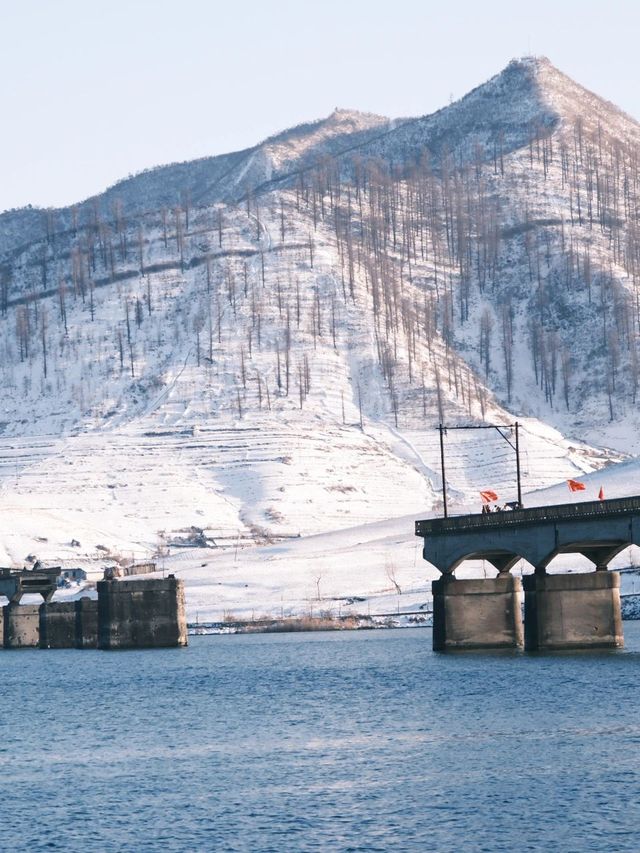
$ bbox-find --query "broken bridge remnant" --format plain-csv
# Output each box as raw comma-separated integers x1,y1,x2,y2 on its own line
0,575,187,650
0,565,61,603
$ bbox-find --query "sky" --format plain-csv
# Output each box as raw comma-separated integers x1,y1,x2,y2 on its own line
1,0,639,212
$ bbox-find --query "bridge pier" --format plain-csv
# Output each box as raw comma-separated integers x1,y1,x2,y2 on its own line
523,571,623,651
97,576,187,649
432,574,523,651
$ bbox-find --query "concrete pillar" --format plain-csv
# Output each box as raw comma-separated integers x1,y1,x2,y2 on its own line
4,604,40,648
39,602,76,648
37,599,98,649
75,598,98,648
432,574,523,651
523,571,623,651
97,576,187,649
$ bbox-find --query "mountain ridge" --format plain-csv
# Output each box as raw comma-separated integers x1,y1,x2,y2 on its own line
1,56,640,580
3,55,639,251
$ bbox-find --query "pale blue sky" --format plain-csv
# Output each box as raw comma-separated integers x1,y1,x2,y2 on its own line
1,0,638,212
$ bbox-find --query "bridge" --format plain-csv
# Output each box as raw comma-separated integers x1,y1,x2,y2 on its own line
415,496,636,652
416,495,640,575
0,566,60,603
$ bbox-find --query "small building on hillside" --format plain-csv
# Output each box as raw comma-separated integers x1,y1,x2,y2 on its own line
57,567,87,587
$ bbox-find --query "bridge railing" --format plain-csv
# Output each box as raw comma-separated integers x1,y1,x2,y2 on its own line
415,495,640,537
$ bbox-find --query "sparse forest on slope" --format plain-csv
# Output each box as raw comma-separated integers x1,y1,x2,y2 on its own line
0,57,638,569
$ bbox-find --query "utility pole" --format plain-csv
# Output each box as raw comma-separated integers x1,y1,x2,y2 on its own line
515,421,522,507
439,423,448,518
437,422,524,517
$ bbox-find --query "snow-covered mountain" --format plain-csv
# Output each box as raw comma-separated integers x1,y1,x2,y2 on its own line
0,108,391,257
2,56,640,618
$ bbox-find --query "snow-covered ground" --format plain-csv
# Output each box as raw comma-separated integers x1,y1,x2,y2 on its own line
164,450,640,624
2,57,640,621
1,411,637,622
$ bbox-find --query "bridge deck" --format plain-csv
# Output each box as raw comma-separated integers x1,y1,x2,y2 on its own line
415,496,640,537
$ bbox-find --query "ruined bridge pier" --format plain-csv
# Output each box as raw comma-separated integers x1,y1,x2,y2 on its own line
0,572,187,650
416,497,639,651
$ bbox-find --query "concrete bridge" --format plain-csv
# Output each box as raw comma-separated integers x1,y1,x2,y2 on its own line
0,565,60,603
415,496,638,652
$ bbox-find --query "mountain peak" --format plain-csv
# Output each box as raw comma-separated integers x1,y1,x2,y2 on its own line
327,107,376,120
510,54,554,71
476,55,560,105
497,55,640,137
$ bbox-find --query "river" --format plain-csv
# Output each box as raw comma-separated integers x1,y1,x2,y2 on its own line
1,625,640,852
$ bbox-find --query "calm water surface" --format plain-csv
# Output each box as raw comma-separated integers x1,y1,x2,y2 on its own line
1,625,640,852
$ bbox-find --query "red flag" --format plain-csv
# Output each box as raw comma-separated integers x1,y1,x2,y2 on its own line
480,490,499,503
567,479,586,492
598,486,605,501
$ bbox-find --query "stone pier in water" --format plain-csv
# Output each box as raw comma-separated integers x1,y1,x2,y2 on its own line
0,576,187,650
432,575,523,651
97,576,187,649
523,571,623,651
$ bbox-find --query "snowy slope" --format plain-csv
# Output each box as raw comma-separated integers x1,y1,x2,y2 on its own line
1,57,640,619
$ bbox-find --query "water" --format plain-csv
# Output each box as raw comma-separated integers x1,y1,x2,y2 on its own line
2,626,640,853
